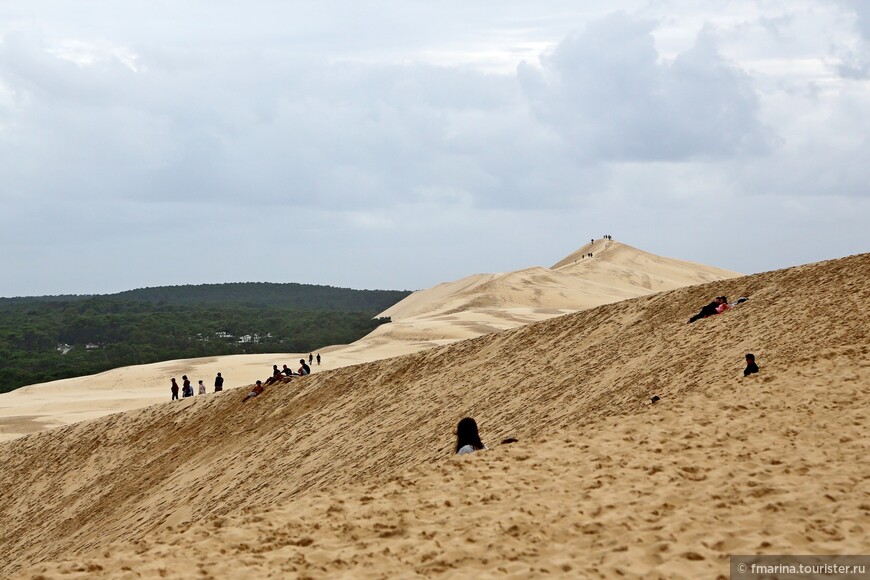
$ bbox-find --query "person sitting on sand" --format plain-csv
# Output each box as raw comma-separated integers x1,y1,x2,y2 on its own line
264,372,285,385
744,353,759,376
198,380,206,395
687,297,724,323
297,359,311,376
455,417,486,455
272,365,282,377
282,364,294,376
242,380,265,402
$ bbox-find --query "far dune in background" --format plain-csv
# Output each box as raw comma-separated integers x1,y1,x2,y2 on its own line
0,239,739,441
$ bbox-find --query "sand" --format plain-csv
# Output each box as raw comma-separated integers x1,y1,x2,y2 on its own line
0,240,738,442
0,250,867,578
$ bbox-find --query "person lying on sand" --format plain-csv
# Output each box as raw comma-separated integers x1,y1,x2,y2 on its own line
687,296,725,323
455,417,486,455
242,381,265,402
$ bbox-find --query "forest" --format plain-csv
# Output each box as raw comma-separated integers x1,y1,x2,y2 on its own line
0,283,410,393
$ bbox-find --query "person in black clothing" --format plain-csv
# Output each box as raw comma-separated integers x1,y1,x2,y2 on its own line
308,353,313,365
744,353,759,376
182,375,193,398
316,353,321,366
214,372,224,392
272,365,281,377
171,378,180,400
282,364,294,376
687,297,723,323
298,359,311,376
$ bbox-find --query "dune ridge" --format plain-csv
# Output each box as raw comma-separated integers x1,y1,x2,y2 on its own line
1,251,867,577
0,240,739,441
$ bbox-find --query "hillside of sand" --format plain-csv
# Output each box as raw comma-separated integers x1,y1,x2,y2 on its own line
371,239,738,341
0,240,739,442
1,251,867,578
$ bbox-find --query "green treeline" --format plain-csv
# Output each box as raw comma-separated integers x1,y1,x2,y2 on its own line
0,283,410,393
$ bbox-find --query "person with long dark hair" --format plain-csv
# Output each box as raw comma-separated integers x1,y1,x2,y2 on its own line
455,417,485,455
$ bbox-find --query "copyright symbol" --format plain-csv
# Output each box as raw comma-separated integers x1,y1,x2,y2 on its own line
738,563,747,573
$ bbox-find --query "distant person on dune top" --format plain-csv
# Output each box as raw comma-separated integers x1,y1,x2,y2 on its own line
171,378,179,400
198,380,206,395
455,417,485,455
309,353,314,365
214,372,224,392
182,375,193,398
316,353,321,366
744,353,759,376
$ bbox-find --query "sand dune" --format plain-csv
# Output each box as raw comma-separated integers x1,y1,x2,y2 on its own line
1,251,867,578
0,240,738,441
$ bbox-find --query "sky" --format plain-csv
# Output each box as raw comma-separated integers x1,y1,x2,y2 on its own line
0,0,868,296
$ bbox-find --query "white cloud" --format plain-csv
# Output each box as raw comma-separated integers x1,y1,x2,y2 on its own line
519,13,772,162
0,2,867,296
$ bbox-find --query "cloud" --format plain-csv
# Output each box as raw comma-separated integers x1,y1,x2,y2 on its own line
833,1,870,78
0,31,602,214
518,12,772,161
0,2,868,297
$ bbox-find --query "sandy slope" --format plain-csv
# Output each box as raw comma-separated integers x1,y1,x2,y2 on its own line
0,251,867,578
0,240,738,441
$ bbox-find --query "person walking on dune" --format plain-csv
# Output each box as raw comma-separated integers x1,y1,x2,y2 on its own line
316,353,321,366
214,372,224,392
171,378,179,401
309,353,313,365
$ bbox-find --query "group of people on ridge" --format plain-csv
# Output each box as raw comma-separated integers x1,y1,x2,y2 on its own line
170,372,224,400
170,353,324,401
243,357,318,402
